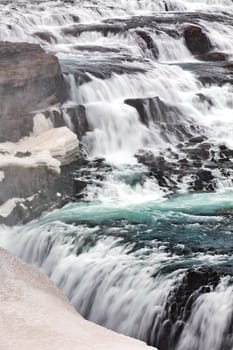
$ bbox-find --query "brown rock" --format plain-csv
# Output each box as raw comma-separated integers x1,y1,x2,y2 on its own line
0,42,67,142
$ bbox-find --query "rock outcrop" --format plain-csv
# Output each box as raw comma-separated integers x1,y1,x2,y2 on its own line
124,96,201,141
0,127,80,225
0,42,86,225
0,42,67,142
149,267,221,350
0,248,154,350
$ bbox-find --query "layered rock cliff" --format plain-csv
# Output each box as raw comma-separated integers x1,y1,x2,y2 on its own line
0,42,81,225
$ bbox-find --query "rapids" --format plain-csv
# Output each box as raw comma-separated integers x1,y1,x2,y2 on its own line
1,0,233,349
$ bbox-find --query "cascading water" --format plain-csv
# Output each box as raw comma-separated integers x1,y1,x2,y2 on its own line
1,0,233,349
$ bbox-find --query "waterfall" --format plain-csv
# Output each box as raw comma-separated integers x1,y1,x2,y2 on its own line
1,0,233,349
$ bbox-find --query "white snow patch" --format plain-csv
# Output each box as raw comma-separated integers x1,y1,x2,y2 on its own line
0,248,155,350
0,198,22,218
33,113,53,136
0,127,79,173
0,195,36,218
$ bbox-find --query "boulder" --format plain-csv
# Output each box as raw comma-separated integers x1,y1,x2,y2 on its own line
183,25,212,55
197,51,228,62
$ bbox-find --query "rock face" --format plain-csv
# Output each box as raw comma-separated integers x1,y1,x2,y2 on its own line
149,267,221,350
0,127,81,225
0,42,67,142
0,42,89,225
124,96,200,142
0,248,154,350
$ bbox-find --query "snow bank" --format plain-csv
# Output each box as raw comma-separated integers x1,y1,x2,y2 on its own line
0,248,155,350
0,126,79,174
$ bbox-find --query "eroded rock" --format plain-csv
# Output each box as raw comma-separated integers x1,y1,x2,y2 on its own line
0,42,67,142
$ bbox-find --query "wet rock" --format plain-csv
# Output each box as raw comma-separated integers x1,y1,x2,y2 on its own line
15,151,31,158
197,51,229,62
188,135,207,144
71,14,80,23
125,96,195,142
195,93,214,108
192,169,214,191
74,44,120,54
178,61,233,86
33,31,57,43
157,319,172,350
183,25,212,55
62,23,125,37
185,143,210,161
149,267,221,350
64,105,89,139
219,144,233,159
61,57,146,85
135,30,159,58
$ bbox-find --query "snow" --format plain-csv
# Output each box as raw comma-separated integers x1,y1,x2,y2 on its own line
0,198,22,218
0,195,35,218
0,126,79,173
33,112,53,135
0,248,155,350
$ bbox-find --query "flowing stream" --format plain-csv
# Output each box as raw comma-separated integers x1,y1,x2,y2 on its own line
1,1,233,349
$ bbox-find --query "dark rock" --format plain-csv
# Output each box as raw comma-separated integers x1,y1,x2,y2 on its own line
197,51,228,62
74,44,120,53
125,96,194,142
178,61,233,86
183,25,212,55
61,57,146,86
71,15,80,23
135,30,159,58
195,93,214,108
64,104,90,139
157,319,172,350
15,151,31,158
33,31,57,43
189,135,207,144
219,144,233,159
148,267,221,350
62,23,125,37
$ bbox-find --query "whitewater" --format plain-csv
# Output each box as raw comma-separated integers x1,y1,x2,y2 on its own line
1,0,233,349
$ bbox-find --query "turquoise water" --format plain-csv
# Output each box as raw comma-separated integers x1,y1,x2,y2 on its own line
1,171,233,350
31,189,233,274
